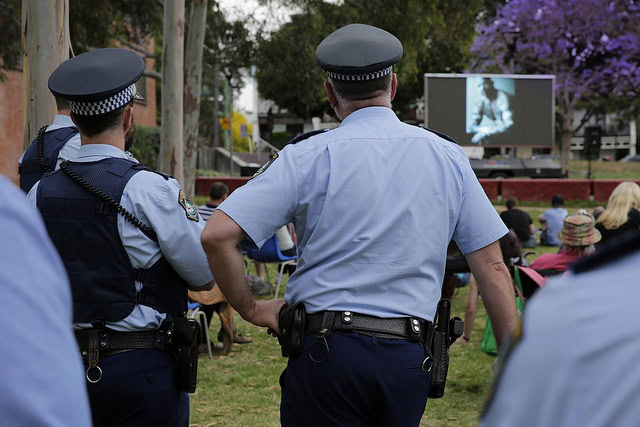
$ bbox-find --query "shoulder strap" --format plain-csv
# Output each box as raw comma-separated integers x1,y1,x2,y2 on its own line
289,129,329,145
415,125,459,145
36,125,50,171
59,161,158,242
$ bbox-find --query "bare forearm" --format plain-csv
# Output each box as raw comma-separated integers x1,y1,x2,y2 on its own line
466,242,518,349
205,241,256,321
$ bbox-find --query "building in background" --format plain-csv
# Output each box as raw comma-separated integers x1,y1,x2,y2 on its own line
0,40,157,183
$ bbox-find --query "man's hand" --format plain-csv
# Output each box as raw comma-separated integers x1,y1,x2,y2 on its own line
247,298,286,333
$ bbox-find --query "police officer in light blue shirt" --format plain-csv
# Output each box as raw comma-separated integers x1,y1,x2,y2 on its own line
18,97,81,193
202,23,517,426
28,48,213,427
482,232,640,427
0,175,91,427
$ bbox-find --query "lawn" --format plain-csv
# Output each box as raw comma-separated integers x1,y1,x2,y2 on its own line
189,281,498,426
189,193,591,426
189,219,568,427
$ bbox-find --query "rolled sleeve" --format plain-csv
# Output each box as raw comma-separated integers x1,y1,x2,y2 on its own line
217,147,298,249
453,159,507,254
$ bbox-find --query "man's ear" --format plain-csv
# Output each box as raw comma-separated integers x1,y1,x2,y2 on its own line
324,81,338,109
70,112,78,127
390,73,397,101
122,105,133,133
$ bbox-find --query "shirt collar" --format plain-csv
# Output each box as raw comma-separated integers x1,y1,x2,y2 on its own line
339,106,399,128
46,114,75,131
76,144,128,162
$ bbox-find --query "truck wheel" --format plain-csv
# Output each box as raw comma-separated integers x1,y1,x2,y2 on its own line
489,172,510,179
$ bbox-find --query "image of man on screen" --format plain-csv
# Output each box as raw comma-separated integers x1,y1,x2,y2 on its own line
468,78,513,145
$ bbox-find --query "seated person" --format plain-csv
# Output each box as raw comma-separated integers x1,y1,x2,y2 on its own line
195,182,252,352
595,181,640,247
531,210,601,274
538,195,567,247
500,197,537,248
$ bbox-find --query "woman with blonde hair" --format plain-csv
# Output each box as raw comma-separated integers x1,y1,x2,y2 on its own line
595,181,640,245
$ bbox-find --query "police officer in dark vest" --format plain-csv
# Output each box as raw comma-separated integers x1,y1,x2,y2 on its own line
27,48,214,427
201,24,517,426
19,96,80,193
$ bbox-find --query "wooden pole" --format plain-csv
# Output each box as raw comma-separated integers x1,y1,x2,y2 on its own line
183,0,208,199
21,0,69,150
160,0,185,185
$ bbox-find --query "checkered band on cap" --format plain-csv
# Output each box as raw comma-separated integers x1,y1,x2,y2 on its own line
327,65,392,82
69,84,137,116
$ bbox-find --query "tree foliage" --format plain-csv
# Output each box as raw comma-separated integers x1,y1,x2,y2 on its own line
472,0,640,126
255,0,491,120
0,0,21,80
471,0,640,171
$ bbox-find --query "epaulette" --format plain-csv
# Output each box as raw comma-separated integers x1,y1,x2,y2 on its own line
133,163,171,180
289,129,329,145
415,125,459,145
571,231,640,274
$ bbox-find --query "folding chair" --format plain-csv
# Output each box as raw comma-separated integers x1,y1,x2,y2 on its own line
187,302,211,358
245,234,297,299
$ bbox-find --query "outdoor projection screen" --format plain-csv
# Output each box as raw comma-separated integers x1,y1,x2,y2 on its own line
424,74,555,147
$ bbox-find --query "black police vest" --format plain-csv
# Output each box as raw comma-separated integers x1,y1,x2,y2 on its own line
36,157,188,323
19,126,79,193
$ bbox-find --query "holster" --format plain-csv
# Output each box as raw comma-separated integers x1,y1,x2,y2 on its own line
277,302,306,358
169,317,201,393
428,299,463,398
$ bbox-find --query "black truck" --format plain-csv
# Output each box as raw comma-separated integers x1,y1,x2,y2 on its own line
469,157,563,179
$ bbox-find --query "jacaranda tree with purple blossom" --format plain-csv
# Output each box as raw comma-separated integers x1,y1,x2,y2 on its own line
471,0,640,173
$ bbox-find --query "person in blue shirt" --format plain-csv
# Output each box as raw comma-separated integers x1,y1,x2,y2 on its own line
28,48,214,427
0,175,91,427
202,23,517,426
539,194,568,246
18,96,81,193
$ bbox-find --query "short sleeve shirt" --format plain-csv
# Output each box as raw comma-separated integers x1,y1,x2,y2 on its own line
482,248,640,427
542,207,568,246
28,144,213,331
219,107,507,321
0,176,92,426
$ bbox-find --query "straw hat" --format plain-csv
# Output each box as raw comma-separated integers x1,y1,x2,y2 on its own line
558,209,601,247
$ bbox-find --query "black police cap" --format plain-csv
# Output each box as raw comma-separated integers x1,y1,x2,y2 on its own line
48,48,144,116
316,24,403,82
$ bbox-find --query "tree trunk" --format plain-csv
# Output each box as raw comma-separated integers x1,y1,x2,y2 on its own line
160,0,185,185
21,0,69,150
560,111,573,177
183,0,208,199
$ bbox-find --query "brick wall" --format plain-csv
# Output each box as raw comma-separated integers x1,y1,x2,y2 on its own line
0,70,25,183
0,40,157,184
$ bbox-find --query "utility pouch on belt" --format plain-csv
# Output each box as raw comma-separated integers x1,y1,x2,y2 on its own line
429,299,464,399
277,302,306,358
169,317,201,393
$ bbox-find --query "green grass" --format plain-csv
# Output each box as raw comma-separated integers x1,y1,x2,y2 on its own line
189,205,577,425
568,159,640,180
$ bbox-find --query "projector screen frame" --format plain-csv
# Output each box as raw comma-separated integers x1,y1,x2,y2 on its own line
424,73,556,148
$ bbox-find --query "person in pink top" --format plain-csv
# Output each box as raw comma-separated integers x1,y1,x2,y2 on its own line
531,210,601,273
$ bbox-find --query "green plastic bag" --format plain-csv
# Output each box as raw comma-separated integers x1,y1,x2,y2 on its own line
480,270,525,356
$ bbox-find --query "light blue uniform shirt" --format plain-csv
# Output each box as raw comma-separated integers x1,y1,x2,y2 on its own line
28,144,213,331
18,114,82,170
0,176,91,426
219,107,506,321
482,248,640,427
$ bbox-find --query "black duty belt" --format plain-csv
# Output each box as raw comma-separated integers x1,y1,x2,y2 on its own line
305,311,431,341
75,328,169,355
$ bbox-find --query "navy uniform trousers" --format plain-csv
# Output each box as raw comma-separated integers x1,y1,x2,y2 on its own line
280,331,431,427
86,349,188,427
